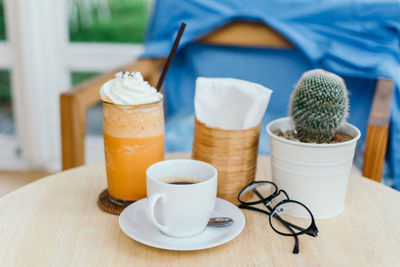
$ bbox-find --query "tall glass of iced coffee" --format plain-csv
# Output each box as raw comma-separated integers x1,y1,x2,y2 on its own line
100,72,164,205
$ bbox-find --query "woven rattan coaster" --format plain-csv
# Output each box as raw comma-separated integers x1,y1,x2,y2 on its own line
97,189,125,215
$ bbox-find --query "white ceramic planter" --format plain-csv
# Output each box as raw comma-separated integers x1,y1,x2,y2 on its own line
266,117,361,219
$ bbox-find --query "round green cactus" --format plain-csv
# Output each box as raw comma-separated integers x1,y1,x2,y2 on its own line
289,69,349,143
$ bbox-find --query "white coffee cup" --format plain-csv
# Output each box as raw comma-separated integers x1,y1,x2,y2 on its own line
146,159,217,238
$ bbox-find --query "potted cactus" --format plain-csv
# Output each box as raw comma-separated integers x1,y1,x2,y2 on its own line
266,69,361,219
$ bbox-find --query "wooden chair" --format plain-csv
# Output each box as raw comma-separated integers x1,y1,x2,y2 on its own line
60,21,394,182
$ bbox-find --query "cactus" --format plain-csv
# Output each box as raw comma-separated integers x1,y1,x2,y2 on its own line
289,69,349,143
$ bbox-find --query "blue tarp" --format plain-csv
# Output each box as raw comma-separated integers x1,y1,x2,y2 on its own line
141,0,400,188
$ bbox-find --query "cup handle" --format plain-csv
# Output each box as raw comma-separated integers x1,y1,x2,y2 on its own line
145,193,168,233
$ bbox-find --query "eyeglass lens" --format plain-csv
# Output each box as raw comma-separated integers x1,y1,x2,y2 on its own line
270,201,313,235
238,182,276,204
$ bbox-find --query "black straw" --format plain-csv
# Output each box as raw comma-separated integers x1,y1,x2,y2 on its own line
156,22,186,91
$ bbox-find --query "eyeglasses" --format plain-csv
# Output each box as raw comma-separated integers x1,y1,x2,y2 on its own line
238,181,319,254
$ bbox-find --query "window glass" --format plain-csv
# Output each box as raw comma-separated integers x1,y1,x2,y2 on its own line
71,71,99,86
0,0,6,40
68,0,150,43
0,70,13,135
71,71,102,136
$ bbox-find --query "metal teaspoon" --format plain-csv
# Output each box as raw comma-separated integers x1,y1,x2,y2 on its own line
207,217,233,227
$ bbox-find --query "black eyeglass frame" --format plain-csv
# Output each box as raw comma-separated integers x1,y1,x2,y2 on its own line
237,180,319,253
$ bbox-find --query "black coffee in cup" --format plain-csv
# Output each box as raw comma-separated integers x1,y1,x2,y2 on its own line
160,177,201,185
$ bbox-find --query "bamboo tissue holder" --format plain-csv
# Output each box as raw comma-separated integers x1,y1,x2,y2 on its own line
192,118,261,204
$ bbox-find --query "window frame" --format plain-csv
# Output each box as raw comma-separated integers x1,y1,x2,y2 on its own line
2,0,145,170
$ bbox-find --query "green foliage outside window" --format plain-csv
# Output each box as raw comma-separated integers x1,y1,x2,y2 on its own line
71,71,100,86
0,0,6,40
69,0,150,43
0,70,11,104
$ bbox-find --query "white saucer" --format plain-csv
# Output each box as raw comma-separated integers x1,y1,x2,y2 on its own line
119,198,245,251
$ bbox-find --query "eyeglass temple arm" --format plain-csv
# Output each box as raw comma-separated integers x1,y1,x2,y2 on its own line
239,205,299,254
239,204,303,231
261,199,300,253
274,214,300,254
238,204,271,215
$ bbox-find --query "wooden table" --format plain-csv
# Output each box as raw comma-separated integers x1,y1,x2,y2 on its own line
1,154,400,266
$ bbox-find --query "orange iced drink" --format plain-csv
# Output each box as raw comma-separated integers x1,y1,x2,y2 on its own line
101,72,164,205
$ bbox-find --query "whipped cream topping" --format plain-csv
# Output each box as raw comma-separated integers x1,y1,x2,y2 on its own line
100,72,163,105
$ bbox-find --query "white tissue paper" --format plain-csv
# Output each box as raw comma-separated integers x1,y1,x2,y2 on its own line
195,77,273,130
